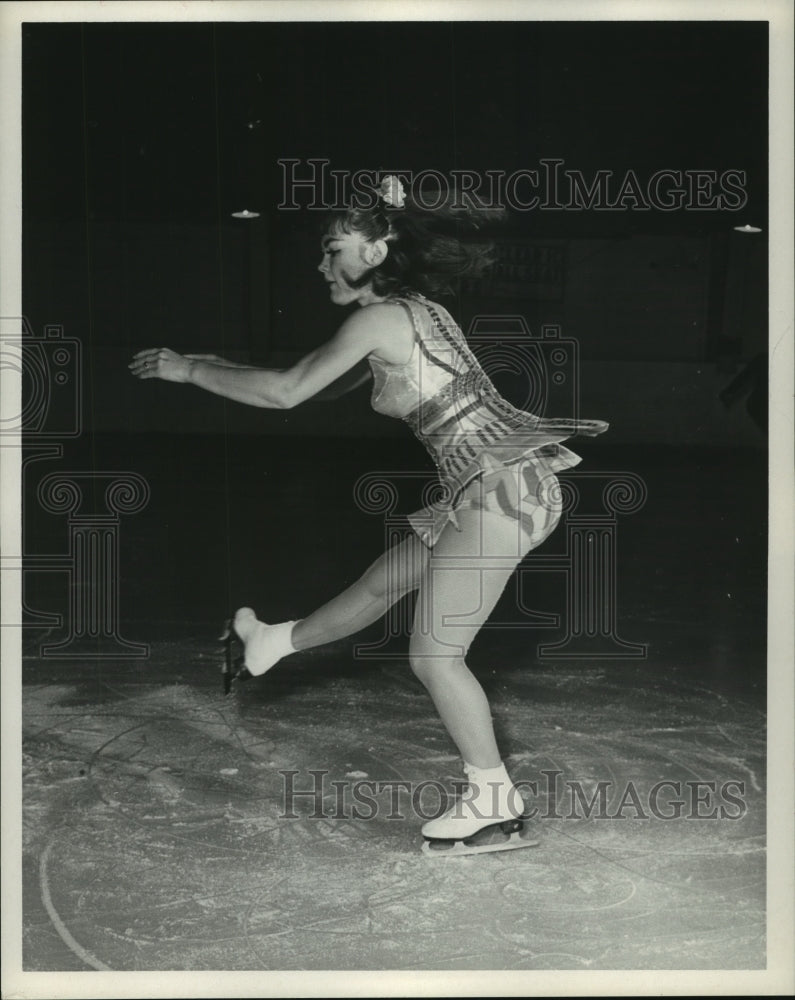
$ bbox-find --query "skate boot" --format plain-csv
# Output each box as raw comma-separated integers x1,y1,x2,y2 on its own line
421,762,539,858
220,609,297,694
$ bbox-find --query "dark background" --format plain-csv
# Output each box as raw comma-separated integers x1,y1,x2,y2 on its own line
22,20,768,438
20,20,767,670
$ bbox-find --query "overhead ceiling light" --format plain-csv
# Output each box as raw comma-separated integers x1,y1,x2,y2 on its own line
231,209,260,219
733,224,762,233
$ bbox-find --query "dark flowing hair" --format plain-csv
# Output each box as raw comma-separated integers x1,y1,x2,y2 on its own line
323,181,507,298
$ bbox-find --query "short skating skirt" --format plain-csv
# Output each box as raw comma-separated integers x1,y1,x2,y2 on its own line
407,444,577,549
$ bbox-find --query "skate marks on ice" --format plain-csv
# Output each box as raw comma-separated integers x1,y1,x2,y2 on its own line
22,679,376,972
494,666,765,968
21,656,765,970
21,677,525,971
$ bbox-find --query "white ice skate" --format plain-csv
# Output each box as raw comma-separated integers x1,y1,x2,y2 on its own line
219,608,297,694
421,762,539,858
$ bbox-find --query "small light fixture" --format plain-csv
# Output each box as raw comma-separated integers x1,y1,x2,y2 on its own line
733,224,762,233
231,209,260,219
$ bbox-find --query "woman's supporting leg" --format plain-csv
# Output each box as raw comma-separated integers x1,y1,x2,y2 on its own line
408,508,536,768
408,506,553,837
289,532,428,650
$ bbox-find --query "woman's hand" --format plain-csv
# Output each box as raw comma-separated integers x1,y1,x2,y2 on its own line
129,348,194,383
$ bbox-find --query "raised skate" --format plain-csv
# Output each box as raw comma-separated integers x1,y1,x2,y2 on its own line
220,608,298,693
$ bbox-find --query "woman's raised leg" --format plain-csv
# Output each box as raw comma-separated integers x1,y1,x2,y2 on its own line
292,531,428,648
233,532,428,674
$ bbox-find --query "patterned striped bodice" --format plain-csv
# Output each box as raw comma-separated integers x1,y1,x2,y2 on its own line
368,293,608,503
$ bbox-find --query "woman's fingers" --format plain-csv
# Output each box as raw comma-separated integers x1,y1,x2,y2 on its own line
128,347,191,383
129,348,166,378
129,358,158,378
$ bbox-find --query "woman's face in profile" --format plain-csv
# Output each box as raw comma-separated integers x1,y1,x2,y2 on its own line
317,226,384,307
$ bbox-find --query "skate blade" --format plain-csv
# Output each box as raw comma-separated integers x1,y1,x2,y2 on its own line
220,619,252,694
421,828,539,859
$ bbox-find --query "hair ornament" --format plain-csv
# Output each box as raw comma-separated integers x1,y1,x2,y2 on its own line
379,175,406,209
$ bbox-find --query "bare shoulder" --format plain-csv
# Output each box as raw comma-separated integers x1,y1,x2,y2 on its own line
345,300,415,366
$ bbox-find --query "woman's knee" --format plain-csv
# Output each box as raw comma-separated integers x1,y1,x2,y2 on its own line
408,645,467,685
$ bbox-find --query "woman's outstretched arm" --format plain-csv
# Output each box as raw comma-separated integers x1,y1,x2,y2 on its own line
180,354,372,400
182,353,259,369
129,304,402,409
306,361,372,401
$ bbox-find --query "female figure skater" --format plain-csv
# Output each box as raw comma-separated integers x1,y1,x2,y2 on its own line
130,176,608,854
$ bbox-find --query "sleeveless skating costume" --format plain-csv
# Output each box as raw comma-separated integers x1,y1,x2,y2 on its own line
367,293,609,548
